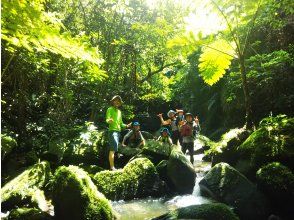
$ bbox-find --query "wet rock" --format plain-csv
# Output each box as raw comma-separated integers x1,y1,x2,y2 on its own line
256,162,294,218
1,161,51,212
167,150,196,194
52,165,116,220
93,158,161,200
199,163,269,220
151,203,239,220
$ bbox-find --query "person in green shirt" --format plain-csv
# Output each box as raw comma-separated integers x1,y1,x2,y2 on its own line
106,95,131,170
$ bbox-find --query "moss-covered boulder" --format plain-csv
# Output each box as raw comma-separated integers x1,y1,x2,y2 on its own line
152,203,239,220
199,163,269,220
131,140,173,166
1,161,51,212
1,133,17,161
167,150,196,194
62,128,108,167
93,158,162,200
203,128,251,166
52,165,116,220
256,162,294,218
156,160,169,182
238,115,294,175
7,207,53,220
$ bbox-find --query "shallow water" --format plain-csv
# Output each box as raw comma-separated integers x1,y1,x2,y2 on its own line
112,142,213,220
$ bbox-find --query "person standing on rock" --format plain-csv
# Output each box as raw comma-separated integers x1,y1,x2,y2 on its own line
180,113,201,164
106,95,131,170
157,110,180,145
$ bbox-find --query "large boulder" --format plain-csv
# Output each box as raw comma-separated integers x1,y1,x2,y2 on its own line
256,162,294,218
199,163,269,220
152,203,239,220
238,115,294,176
93,158,162,200
62,129,109,166
7,207,53,220
52,165,116,220
167,150,196,194
1,133,17,161
1,161,51,212
132,140,173,166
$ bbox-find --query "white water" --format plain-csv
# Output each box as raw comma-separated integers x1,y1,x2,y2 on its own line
112,140,213,220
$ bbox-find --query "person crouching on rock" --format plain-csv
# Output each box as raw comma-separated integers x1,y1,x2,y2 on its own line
157,127,173,145
122,121,146,148
180,113,201,164
106,95,131,170
157,110,180,145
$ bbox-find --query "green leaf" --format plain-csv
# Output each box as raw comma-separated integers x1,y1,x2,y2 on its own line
198,39,235,85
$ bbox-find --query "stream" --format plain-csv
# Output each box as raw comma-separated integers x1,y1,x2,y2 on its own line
112,140,213,220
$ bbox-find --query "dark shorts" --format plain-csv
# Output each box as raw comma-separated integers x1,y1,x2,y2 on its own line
108,131,120,152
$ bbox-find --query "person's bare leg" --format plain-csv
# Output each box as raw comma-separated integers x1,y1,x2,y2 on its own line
109,150,115,170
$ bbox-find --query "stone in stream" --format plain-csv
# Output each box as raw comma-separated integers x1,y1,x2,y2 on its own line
52,165,116,220
167,149,196,194
256,162,294,218
7,207,53,220
199,162,270,220
131,140,173,166
93,158,164,200
151,203,239,220
1,161,51,212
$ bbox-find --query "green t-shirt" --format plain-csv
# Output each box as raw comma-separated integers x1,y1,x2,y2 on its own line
106,106,126,131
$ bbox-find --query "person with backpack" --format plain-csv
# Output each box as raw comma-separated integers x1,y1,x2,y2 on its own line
106,95,131,170
157,110,180,145
180,113,201,164
122,121,145,148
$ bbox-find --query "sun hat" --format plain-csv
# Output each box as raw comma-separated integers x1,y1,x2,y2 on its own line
167,110,176,118
110,95,123,103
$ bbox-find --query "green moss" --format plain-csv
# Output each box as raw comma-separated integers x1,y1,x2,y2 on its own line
239,115,294,169
256,162,294,200
153,203,239,220
1,161,51,211
1,134,17,161
8,207,53,220
93,158,159,200
52,165,115,220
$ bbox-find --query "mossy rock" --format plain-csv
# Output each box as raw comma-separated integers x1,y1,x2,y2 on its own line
1,161,51,212
79,164,105,175
203,128,251,166
151,203,239,220
256,162,294,218
167,149,196,194
238,115,294,174
199,163,269,220
52,165,116,220
8,207,53,220
93,158,161,200
1,134,17,161
156,160,169,183
131,140,172,166
62,129,108,166
141,131,155,140
118,146,141,158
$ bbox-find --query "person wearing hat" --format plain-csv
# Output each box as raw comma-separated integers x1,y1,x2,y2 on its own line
157,127,173,145
122,121,145,148
106,95,131,170
180,113,201,164
157,109,180,145
176,109,185,146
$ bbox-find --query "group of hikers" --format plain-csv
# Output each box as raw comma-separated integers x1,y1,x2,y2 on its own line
106,95,200,170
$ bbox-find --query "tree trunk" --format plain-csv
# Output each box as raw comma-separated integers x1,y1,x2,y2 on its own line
239,55,253,129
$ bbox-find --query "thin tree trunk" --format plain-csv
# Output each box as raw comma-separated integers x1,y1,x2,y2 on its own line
239,54,253,129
